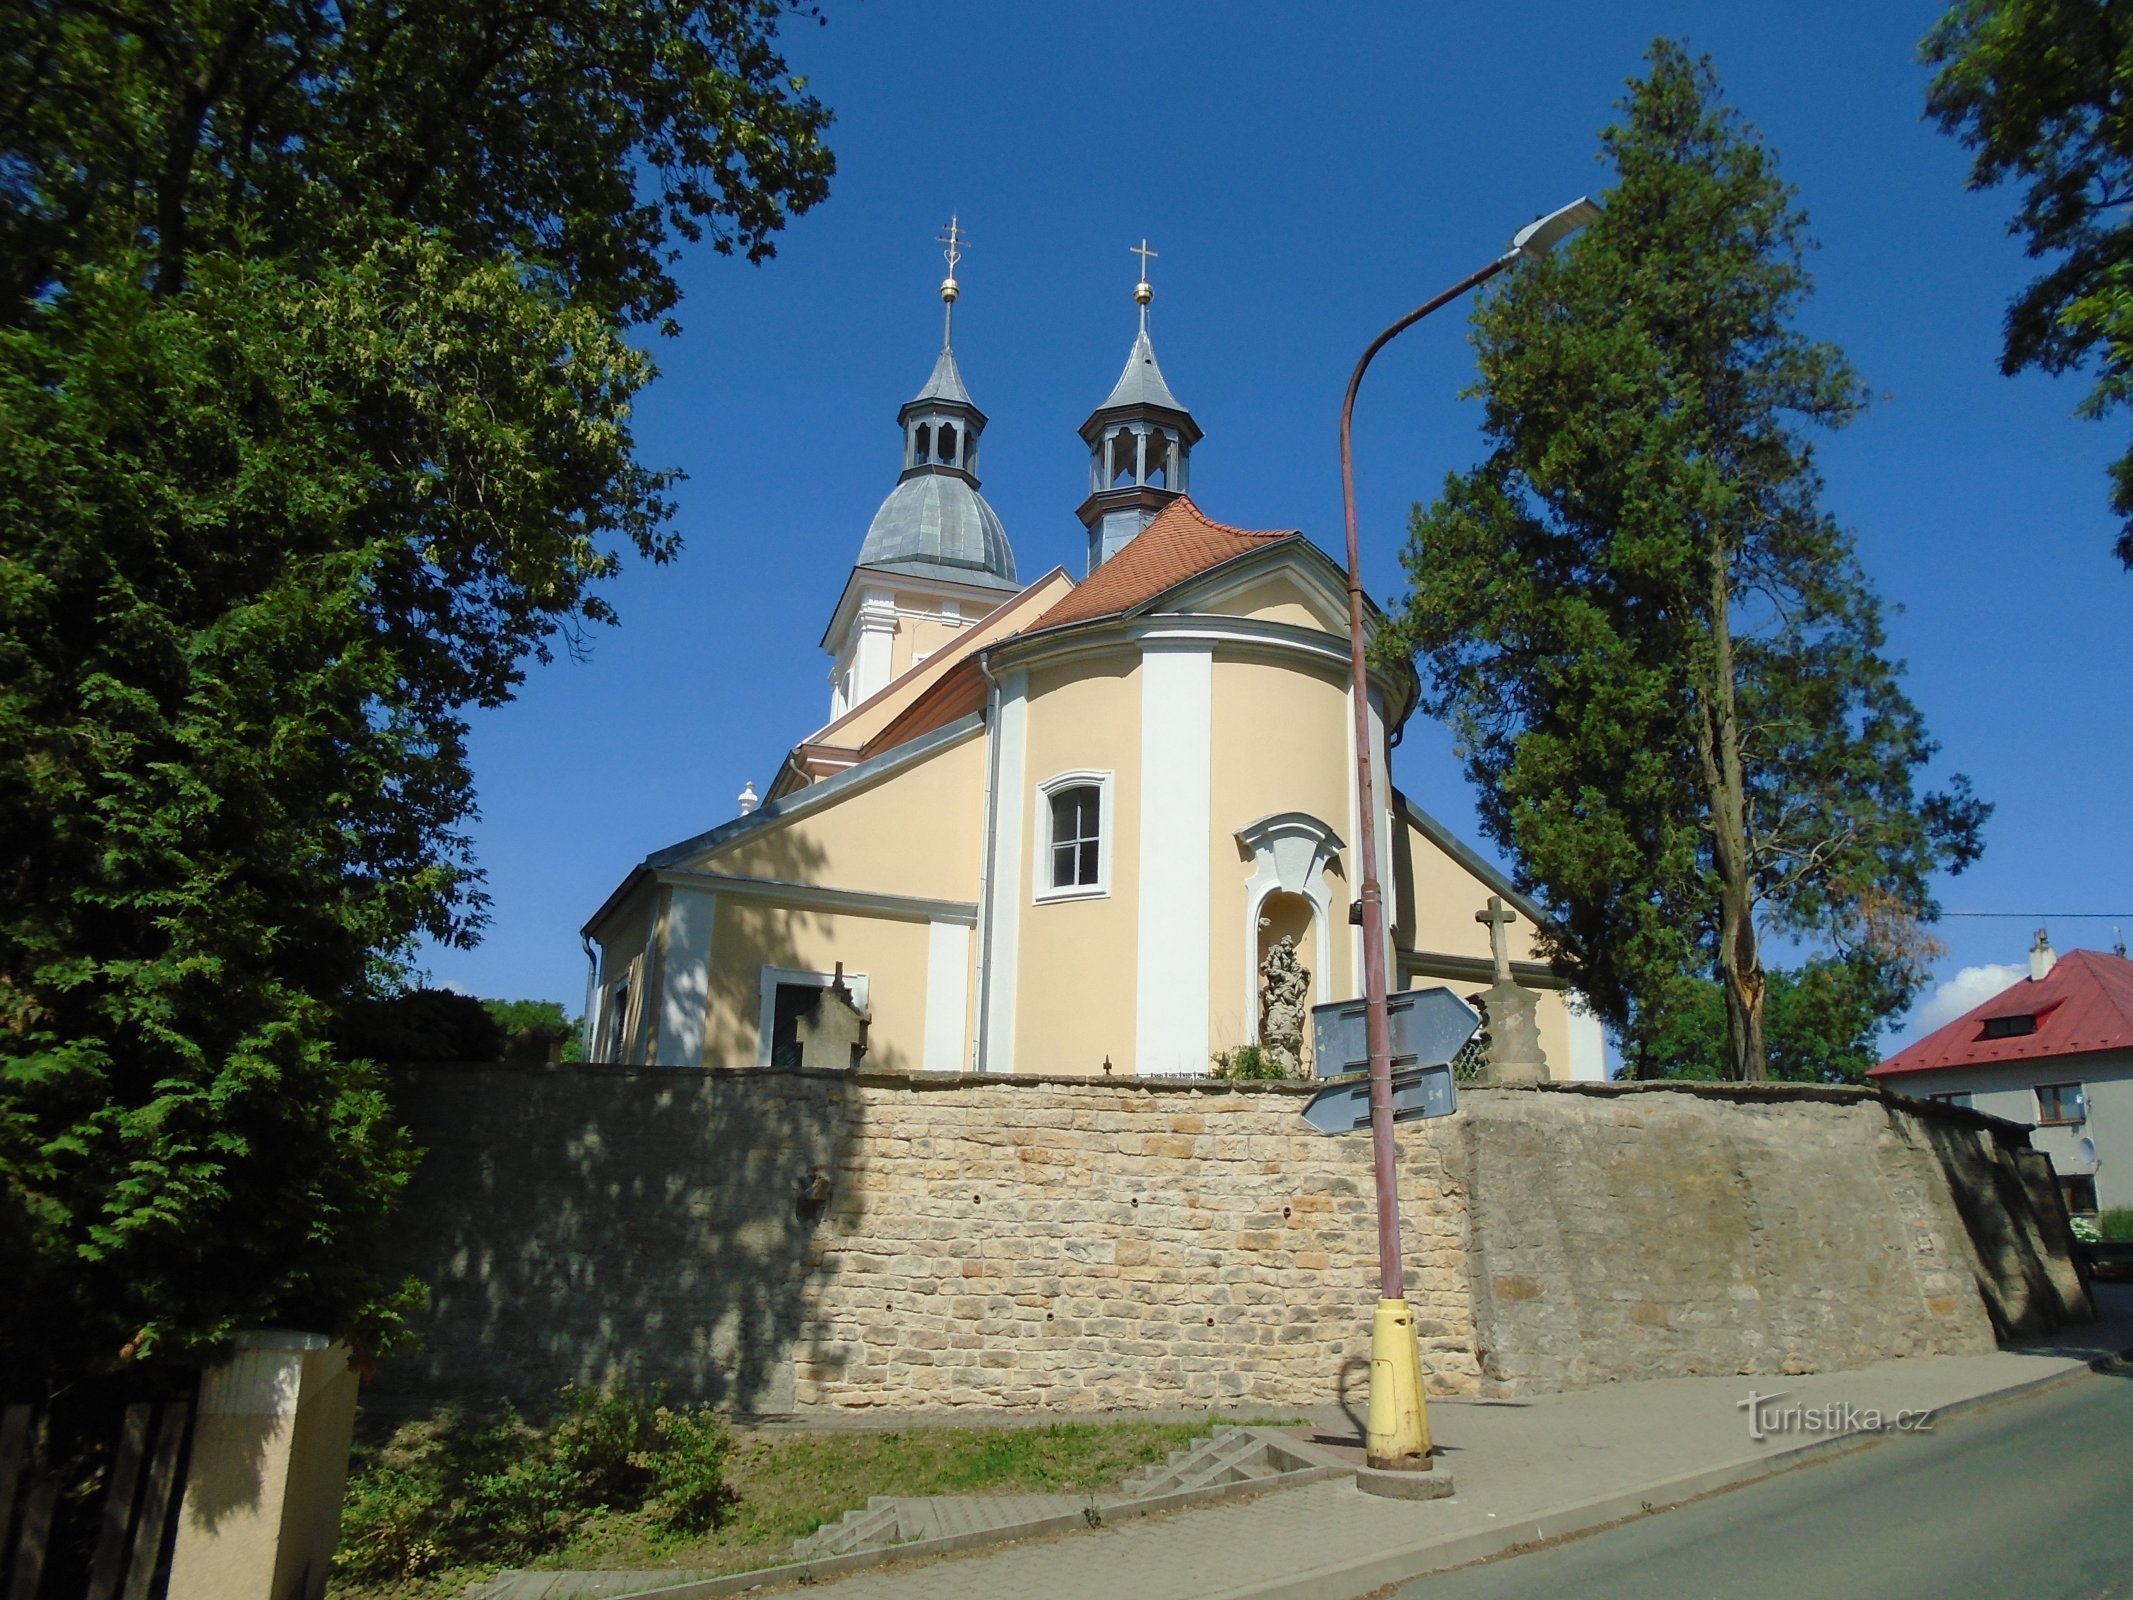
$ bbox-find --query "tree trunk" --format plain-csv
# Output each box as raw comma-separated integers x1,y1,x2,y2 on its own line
1692,545,1769,1081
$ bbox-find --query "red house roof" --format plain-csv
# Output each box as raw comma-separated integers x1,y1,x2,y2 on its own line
1870,948,2133,1077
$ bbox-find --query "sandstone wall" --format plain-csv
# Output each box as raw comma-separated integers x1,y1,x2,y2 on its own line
1460,1087,2013,1393
375,1069,2087,1415
378,1066,1472,1414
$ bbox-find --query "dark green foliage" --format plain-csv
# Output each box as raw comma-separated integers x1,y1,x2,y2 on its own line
1626,959,1903,1083
1389,42,1986,1079
342,990,508,1065
484,997,585,1064
335,1385,736,1584
1924,0,2133,564
0,0,832,1391
2099,1206,2133,1241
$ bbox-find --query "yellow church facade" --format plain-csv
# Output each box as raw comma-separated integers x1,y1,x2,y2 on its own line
581,267,1604,1082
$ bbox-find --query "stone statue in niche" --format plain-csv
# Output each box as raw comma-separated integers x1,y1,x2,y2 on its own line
1258,935,1311,1076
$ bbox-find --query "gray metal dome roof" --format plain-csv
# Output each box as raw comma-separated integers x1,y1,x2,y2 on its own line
858,472,1017,583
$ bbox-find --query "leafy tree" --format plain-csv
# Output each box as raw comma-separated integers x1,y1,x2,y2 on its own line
0,0,832,1394
482,998,585,1063
1627,957,1907,1084
1925,0,2133,565
1388,42,1987,1082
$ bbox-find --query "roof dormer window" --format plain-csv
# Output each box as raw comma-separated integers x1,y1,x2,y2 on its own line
1981,1013,2037,1039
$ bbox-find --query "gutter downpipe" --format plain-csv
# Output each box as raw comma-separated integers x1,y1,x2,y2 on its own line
579,933,600,1061
973,648,1002,1075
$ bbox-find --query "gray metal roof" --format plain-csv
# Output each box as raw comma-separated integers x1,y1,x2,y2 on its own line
910,345,974,408
1098,328,1190,416
857,473,1017,582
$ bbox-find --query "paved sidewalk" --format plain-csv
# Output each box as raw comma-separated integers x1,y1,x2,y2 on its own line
523,1285,2133,1600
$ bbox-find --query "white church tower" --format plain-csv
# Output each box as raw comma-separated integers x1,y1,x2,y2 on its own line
820,219,1020,722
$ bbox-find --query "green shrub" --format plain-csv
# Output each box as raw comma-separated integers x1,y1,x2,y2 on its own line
2100,1207,2133,1243
333,1385,734,1585
650,1406,737,1530
1210,1045,1292,1081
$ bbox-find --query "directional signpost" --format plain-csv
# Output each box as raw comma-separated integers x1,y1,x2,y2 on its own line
1301,987,1477,1133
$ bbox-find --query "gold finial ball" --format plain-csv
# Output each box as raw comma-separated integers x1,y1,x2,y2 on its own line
940,276,959,303
1134,279,1153,306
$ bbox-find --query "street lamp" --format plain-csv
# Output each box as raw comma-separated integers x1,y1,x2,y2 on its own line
1339,195,1600,1472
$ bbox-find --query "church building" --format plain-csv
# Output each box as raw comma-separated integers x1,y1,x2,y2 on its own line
580,241,1605,1081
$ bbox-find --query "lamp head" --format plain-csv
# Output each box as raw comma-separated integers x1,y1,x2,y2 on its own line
1507,196,1603,261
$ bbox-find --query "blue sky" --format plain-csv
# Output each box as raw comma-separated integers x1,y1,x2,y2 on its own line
422,1,2133,1055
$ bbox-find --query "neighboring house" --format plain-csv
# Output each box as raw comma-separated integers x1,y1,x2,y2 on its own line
1872,936,2133,1218
580,272,1607,1081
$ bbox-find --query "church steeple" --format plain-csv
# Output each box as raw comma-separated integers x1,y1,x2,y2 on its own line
1076,240,1203,573
853,216,1015,583
828,220,1017,724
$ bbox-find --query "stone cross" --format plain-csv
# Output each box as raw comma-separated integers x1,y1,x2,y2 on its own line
1475,895,1518,985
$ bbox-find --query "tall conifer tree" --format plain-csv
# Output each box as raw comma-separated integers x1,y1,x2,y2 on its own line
1390,42,1987,1080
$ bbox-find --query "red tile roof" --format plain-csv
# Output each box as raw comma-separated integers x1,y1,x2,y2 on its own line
1026,497,1298,631
853,499,1304,761
1871,948,2133,1076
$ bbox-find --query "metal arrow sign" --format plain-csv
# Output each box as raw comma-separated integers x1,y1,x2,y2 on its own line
1309,987,1479,1080
1301,986,1477,1133
1300,1063,1459,1133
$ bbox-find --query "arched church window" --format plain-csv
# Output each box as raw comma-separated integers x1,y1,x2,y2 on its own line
1109,427,1136,487
937,424,958,466
1147,431,1173,488
913,423,932,466
1036,771,1111,900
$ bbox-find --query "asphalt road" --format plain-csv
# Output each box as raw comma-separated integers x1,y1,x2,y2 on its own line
1395,1366,2133,1600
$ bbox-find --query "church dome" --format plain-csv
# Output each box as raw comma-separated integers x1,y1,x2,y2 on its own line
858,471,1018,583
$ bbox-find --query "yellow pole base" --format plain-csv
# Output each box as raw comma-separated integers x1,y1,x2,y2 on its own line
1365,1297,1433,1469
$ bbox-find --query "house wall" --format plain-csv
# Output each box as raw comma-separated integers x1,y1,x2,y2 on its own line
698,729,988,902
1391,815,1576,1076
1014,654,1144,1075
1884,1049,2133,1212
1206,572,1334,631
699,898,944,1074
1206,652,1356,1052
373,1074,2084,1416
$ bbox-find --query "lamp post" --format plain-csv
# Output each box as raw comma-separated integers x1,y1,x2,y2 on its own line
1340,196,1601,1471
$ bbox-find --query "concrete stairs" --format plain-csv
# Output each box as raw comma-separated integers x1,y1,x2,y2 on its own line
792,1492,1093,1559
1111,1425,1313,1500
789,1426,1332,1562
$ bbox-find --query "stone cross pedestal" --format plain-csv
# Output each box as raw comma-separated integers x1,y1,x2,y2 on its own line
1474,895,1548,1084
795,963,871,1070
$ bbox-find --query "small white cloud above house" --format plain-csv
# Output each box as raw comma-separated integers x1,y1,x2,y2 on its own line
1902,961,2027,1043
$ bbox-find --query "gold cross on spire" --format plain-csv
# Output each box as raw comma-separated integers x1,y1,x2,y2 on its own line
1130,238,1157,330
936,213,966,345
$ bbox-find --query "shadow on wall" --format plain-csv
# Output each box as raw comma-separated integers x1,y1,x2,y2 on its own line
1913,1113,2094,1339
376,1063,859,1415
696,826,913,1074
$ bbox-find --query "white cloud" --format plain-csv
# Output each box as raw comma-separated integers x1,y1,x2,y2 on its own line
1903,962,2027,1040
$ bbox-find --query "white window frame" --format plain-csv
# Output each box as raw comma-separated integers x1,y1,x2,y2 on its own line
755,965,871,1068
1034,769,1113,903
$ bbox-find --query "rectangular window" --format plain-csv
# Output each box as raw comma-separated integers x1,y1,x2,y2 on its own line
1050,786,1099,888
1929,1091,1973,1110
2060,1175,2098,1216
596,978,630,1061
2036,1082,2086,1125
1982,1014,2037,1039
769,983,818,1069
